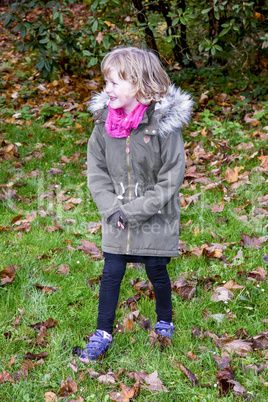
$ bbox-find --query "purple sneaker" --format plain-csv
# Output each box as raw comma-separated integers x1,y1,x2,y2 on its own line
154,321,175,339
79,330,113,362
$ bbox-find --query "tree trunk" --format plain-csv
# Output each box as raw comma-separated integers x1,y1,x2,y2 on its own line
158,0,195,67
132,0,158,52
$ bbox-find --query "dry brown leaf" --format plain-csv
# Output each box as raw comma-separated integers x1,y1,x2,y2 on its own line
211,287,234,302
98,374,116,384
24,352,49,360
172,278,196,301
78,240,102,259
240,233,262,249
223,279,244,290
8,356,15,367
222,340,252,357
259,375,268,388
110,381,140,401
34,283,60,293
216,366,234,396
248,266,267,282
187,351,198,361
171,361,199,386
59,377,78,397
47,167,64,175
57,264,70,275
144,370,168,392
0,265,16,285
212,355,232,370
123,317,135,331
149,330,172,349
68,359,78,373
224,166,244,183
208,202,224,213
87,221,102,233
252,330,268,350
231,380,247,396
45,391,58,401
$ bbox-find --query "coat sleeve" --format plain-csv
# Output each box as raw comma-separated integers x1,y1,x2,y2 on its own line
120,130,185,227
87,125,122,220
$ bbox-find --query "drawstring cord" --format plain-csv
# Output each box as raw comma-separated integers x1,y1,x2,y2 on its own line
117,182,125,200
135,183,139,198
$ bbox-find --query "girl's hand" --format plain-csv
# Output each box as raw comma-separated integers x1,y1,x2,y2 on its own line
117,220,125,229
108,210,127,229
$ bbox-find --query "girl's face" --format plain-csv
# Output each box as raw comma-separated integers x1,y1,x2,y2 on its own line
105,69,139,114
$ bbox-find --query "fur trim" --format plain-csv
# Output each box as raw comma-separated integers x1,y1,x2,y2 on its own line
90,90,109,113
155,84,194,136
90,85,194,136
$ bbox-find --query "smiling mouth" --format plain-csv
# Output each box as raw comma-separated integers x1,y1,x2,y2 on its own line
109,97,117,101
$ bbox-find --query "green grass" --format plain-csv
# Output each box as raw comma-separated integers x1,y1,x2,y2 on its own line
0,113,268,401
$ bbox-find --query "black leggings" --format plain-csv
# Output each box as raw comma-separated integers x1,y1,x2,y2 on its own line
97,252,172,334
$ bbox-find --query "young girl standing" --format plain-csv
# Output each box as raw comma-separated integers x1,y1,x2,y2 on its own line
80,47,193,362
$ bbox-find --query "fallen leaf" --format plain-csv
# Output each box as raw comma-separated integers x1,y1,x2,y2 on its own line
87,221,102,233
212,355,232,370
144,370,168,392
171,361,199,386
222,340,252,357
47,167,64,175
216,366,235,396
24,352,49,360
208,202,224,213
223,279,244,290
123,317,135,331
68,359,78,373
187,351,198,361
57,264,70,275
45,392,58,402
172,278,196,301
0,370,14,384
34,284,60,293
231,380,247,396
59,377,78,397
21,359,44,370
248,266,267,282
240,232,262,249
29,318,58,331
252,330,268,350
98,374,116,384
0,265,16,285
127,370,147,382
211,287,234,302
149,330,172,349
263,254,268,264
8,356,15,367
259,375,268,388
234,328,251,340
224,166,244,183
77,240,102,258
243,363,268,374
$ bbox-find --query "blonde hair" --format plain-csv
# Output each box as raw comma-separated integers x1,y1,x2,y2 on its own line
101,47,170,105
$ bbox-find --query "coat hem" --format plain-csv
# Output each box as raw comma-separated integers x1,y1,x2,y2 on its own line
102,245,179,257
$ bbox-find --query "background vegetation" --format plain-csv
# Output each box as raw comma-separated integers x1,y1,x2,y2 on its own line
0,0,268,400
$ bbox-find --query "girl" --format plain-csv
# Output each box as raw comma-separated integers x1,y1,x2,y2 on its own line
80,47,193,362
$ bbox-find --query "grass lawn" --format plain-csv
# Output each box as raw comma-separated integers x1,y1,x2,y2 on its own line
1,100,268,401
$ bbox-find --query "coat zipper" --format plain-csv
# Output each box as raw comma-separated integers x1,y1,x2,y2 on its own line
126,134,132,255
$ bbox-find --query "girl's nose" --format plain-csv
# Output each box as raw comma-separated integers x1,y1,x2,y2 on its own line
105,82,112,93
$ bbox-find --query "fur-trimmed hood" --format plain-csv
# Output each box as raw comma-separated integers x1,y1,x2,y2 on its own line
89,85,194,137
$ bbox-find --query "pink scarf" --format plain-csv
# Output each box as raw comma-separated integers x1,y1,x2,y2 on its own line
105,103,149,138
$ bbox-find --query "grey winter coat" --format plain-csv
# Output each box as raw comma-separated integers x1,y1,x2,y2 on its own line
87,85,193,257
